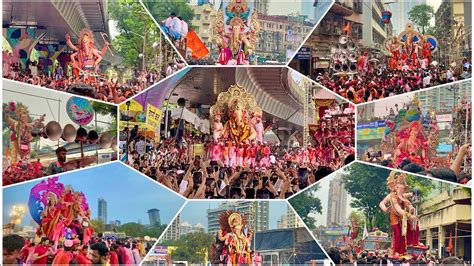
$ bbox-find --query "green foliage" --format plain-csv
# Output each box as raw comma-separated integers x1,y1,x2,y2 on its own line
143,0,195,25
341,163,390,231
288,184,322,229
108,0,160,70
408,4,435,34
164,232,214,264
406,174,434,200
118,222,167,237
91,219,105,233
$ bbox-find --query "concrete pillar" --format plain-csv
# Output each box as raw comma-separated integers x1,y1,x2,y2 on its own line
426,228,432,249
438,225,444,257
3,27,44,68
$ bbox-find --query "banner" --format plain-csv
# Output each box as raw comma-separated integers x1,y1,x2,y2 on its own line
119,99,143,112
146,104,162,131
193,143,205,157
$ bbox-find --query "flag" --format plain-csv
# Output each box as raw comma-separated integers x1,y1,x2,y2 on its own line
447,230,453,254
343,22,351,35
363,220,369,239
186,30,209,59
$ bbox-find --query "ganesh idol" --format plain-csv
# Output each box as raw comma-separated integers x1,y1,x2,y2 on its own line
65,28,109,76
213,0,260,65
4,103,35,163
393,121,428,166
379,172,421,257
214,211,252,265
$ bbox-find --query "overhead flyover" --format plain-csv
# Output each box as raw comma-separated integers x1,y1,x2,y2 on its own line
3,0,121,67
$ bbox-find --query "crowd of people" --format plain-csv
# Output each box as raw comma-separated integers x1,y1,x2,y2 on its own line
327,245,471,266
3,233,151,265
366,143,472,185
3,147,98,186
122,122,354,199
315,60,471,103
2,52,185,104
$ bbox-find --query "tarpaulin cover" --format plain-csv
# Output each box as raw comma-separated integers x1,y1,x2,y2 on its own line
254,229,294,251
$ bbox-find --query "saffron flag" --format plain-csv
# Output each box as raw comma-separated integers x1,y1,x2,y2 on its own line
186,30,209,59
447,230,453,254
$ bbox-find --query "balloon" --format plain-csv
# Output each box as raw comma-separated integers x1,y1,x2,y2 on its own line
66,97,94,126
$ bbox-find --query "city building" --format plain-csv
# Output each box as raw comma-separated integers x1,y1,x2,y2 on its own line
190,3,217,54
390,0,426,34
254,0,269,15
278,205,305,229
277,215,289,229
326,174,348,226
256,13,314,62
207,201,269,235
435,0,472,65
179,221,206,236
287,205,305,228
418,186,471,260
417,82,471,113
147,208,161,226
162,214,180,241
98,198,107,224
361,0,393,50
289,0,364,75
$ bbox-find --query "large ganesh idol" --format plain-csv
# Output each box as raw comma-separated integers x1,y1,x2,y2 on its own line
65,28,109,77
210,84,261,143
29,177,93,245
213,0,260,65
210,210,252,265
381,97,439,167
384,23,438,70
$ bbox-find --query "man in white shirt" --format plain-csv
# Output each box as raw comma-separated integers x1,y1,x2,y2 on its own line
161,13,181,40
135,138,146,156
179,17,188,49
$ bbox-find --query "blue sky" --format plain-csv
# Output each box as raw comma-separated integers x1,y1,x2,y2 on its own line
3,162,185,226
179,201,288,231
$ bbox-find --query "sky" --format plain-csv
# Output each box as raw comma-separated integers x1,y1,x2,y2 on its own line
3,162,185,227
3,80,115,149
179,201,288,232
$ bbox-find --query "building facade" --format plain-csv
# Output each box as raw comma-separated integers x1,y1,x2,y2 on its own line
98,198,107,224
256,13,314,62
162,214,180,241
147,208,161,226
207,201,269,235
361,0,393,50
190,3,217,53
418,186,471,260
435,0,472,65
417,82,472,113
326,175,348,226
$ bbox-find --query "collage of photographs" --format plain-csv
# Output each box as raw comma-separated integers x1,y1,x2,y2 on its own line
1,0,472,265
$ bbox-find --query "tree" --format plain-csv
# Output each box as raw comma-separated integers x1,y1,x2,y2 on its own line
144,0,195,25
118,222,146,237
108,0,160,70
341,163,390,231
91,219,105,233
168,232,214,264
288,184,322,229
408,4,435,34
